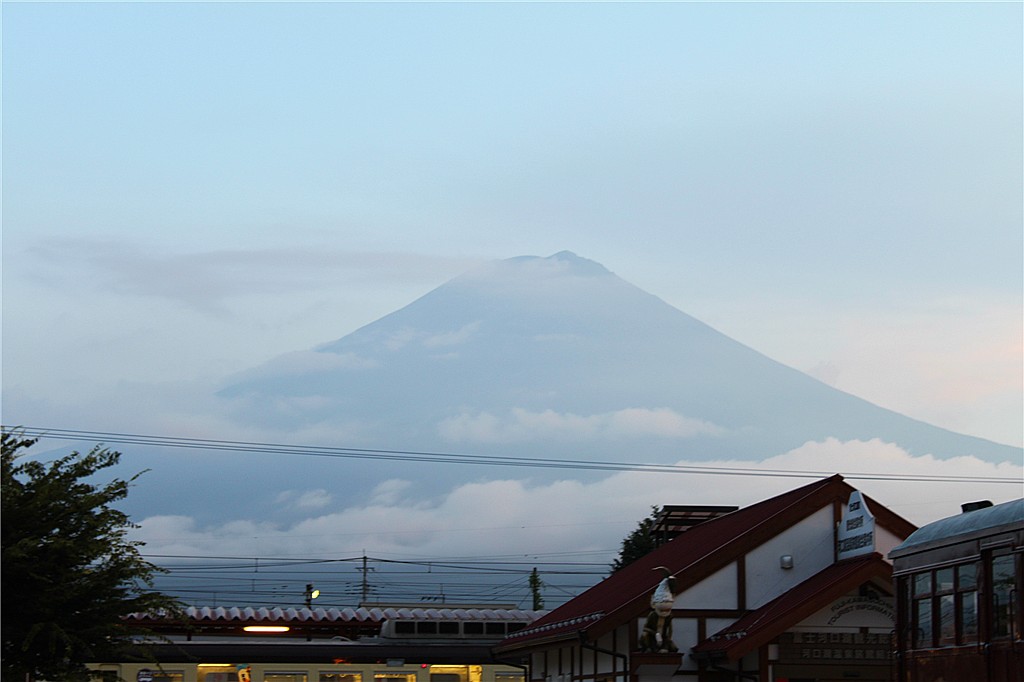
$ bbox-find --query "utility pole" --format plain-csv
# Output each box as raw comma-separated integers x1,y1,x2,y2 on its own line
359,553,374,605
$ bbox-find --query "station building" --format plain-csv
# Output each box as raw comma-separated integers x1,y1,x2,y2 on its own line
493,475,916,682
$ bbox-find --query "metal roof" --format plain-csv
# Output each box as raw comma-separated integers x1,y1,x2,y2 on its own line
889,498,1023,558
127,605,545,625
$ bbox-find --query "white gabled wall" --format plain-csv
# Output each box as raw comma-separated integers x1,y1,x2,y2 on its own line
745,505,836,609
674,562,738,609
873,524,903,562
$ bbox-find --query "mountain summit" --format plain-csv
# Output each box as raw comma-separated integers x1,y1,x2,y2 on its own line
219,252,1019,465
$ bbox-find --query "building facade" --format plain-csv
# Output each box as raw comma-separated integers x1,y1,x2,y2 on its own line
493,476,916,682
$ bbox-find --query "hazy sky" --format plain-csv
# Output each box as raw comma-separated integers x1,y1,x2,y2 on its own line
5,1,1020,445
2,2,1021,600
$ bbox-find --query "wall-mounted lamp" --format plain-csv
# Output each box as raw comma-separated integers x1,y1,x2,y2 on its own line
243,625,290,633
780,555,794,569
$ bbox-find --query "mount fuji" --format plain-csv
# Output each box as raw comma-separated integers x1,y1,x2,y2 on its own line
217,251,1019,467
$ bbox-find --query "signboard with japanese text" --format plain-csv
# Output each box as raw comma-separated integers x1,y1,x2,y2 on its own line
837,490,875,560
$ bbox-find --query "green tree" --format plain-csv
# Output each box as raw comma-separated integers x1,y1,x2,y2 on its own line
610,505,661,573
2,430,181,681
529,567,545,610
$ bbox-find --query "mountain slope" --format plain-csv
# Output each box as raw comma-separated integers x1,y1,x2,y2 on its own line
219,251,1020,464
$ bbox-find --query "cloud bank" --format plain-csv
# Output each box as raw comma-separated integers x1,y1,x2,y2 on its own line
437,407,725,443
132,438,1022,562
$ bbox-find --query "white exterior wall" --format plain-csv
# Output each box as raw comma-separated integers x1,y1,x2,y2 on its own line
873,524,902,562
745,506,835,609
671,617,700,672
674,562,738,609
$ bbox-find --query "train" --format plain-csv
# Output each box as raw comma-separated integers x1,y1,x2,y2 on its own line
90,606,542,682
890,498,1023,682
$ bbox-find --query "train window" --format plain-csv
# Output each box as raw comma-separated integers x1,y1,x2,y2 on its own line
991,553,1016,638
507,622,526,633
429,665,468,682
494,673,524,682
199,666,239,682
152,673,185,682
375,673,415,682
90,672,118,682
958,562,977,589
463,622,484,635
957,563,979,644
913,597,933,648
485,622,506,635
395,622,415,635
959,590,978,643
439,622,460,635
910,561,985,648
936,568,956,645
265,674,308,682
417,622,438,635
320,674,361,682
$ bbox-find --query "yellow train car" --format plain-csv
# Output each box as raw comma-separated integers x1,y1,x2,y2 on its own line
90,606,541,682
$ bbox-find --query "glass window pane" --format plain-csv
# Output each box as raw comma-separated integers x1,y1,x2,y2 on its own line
265,675,307,682
939,595,956,645
958,563,978,590
914,599,932,648
375,674,416,682
913,572,932,596
992,554,1015,638
936,568,954,593
154,674,185,682
200,667,240,682
429,667,467,682
321,675,360,682
959,591,978,643
431,675,462,682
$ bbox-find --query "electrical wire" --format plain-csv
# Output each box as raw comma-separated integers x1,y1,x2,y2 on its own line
12,425,1020,484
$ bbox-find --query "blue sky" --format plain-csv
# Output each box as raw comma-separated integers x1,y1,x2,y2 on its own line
6,1,1019,443
2,2,1022,567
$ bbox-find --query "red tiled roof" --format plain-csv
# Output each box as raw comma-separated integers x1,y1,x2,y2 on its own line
690,553,893,661
496,475,914,654
126,606,542,625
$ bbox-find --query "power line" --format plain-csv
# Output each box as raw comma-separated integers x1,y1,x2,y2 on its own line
13,425,1020,484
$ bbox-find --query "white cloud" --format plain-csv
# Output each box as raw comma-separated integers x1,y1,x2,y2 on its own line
382,322,482,351
370,480,414,506
133,438,1023,563
437,407,724,443
423,322,481,348
276,485,331,507
230,350,378,382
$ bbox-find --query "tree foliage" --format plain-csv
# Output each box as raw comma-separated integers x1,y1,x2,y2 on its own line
529,567,545,610
1,430,181,681
610,505,661,573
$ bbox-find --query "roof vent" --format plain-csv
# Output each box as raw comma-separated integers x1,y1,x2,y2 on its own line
961,500,993,513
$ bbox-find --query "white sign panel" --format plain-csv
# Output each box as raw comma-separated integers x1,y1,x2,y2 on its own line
837,490,875,560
